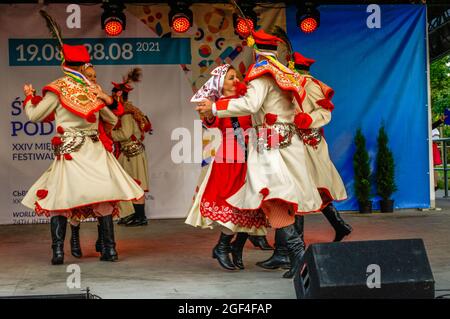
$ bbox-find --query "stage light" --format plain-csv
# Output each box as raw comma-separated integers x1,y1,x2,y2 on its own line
233,1,257,38
169,1,193,33
234,17,254,38
104,18,123,36
296,3,320,34
101,1,126,37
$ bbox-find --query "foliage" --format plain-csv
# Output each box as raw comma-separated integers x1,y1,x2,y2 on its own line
353,129,372,203
375,125,397,200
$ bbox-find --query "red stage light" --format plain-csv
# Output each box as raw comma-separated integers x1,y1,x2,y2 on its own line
104,18,123,37
101,2,126,37
172,15,191,33
236,18,254,38
300,17,318,34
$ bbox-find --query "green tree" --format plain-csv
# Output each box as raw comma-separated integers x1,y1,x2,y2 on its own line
375,125,397,200
353,129,371,204
431,55,450,136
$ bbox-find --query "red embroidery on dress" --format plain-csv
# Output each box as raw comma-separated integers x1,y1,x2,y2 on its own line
200,201,268,229
34,202,120,219
36,189,48,199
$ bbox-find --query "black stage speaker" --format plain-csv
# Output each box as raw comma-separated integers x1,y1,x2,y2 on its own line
0,289,99,299
0,294,90,299
294,239,435,299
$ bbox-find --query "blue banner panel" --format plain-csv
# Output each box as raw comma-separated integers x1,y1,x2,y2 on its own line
9,37,191,66
287,5,429,210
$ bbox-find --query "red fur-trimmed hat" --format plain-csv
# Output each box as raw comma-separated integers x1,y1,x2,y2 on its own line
62,44,90,64
252,29,284,47
293,52,315,70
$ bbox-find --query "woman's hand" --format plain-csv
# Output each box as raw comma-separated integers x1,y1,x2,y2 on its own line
23,84,35,96
93,85,114,105
195,99,213,118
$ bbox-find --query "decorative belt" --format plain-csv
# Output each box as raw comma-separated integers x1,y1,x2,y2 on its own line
254,122,297,152
120,139,145,159
297,128,323,149
53,129,99,156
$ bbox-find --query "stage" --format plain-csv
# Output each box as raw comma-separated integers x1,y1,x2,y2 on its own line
1,202,450,299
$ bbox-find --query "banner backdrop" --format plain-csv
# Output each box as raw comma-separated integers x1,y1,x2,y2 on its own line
0,3,283,225
0,4,429,225
287,4,429,211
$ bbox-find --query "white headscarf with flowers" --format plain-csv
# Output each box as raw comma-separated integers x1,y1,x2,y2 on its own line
191,64,231,102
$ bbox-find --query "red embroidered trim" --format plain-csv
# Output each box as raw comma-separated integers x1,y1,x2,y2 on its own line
300,89,307,104
300,77,307,88
200,200,269,229
317,187,348,206
42,86,105,120
311,78,334,100
244,63,304,106
33,194,145,215
34,201,120,219
224,191,324,215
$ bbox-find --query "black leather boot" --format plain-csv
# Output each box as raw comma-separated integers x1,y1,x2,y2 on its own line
280,218,306,279
283,216,305,278
50,216,67,265
248,235,274,250
99,215,118,262
322,204,352,242
125,204,148,227
231,232,248,269
70,224,82,258
95,223,103,253
117,213,135,225
212,232,236,270
256,229,290,270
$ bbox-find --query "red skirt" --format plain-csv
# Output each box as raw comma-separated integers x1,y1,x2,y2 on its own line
199,160,268,229
433,142,442,166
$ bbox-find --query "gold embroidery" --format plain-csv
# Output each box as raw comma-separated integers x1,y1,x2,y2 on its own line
247,58,303,93
45,77,104,117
